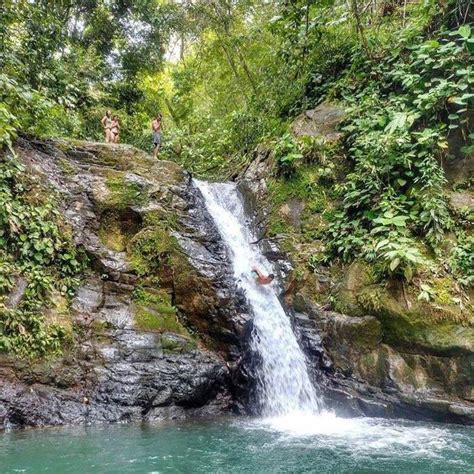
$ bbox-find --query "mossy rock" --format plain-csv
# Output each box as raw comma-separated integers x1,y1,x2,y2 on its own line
128,227,177,276
336,261,375,316
134,302,189,334
99,209,142,252
54,139,186,186
375,302,473,356
355,349,387,387
161,333,197,354
291,102,347,142
334,262,473,356
57,157,76,176
319,312,383,379
359,284,473,357
57,140,151,170
132,287,178,332
100,173,149,210
44,291,73,340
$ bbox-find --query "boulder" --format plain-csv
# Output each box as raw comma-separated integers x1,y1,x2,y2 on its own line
278,198,305,230
448,191,474,212
291,102,346,141
335,262,474,357
4,276,28,308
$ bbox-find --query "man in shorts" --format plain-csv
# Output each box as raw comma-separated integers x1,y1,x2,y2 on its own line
152,114,162,158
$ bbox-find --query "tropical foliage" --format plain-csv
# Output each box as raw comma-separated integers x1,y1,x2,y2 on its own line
0,155,86,356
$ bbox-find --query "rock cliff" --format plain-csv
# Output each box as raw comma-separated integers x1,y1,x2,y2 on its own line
238,102,473,424
0,137,251,428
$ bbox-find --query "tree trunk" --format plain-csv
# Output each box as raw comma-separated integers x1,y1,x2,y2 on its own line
216,32,250,101
234,44,257,94
350,0,371,57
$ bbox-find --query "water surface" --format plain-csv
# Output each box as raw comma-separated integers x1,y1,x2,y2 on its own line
2,415,472,473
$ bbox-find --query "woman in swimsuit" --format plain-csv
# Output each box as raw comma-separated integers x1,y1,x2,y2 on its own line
101,110,113,143
110,116,120,143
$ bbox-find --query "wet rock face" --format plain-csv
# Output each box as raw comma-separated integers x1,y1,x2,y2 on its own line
294,295,474,424
0,323,230,427
170,179,252,355
0,138,251,429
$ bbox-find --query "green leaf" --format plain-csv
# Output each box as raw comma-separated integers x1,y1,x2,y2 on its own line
458,25,471,39
392,216,409,227
390,258,400,271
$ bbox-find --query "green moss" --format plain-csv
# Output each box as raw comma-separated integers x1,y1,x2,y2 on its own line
268,218,292,237
133,287,164,305
161,333,197,353
105,175,148,210
98,215,127,252
135,306,182,332
98,209,141,252
128,227,176,276
357,286,385,312
267,166,322,205
133,287,191,336
431,277,454,306
57,158,75,176
366,287,473,355
144,209,175,227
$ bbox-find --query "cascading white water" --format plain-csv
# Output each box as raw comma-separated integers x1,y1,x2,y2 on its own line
196,180,323,416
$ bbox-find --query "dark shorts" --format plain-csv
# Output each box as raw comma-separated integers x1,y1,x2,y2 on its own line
153,132,161,145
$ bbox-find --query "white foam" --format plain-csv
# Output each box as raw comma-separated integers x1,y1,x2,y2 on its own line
239,414,455,459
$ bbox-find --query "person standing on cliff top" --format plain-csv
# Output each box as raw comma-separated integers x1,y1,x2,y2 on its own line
101,110,113,143
110,115,120,143
152,114,162,158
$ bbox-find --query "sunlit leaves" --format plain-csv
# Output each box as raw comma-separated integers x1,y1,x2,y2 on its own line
324,23,469,280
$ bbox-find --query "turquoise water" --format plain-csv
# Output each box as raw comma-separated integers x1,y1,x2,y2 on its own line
1,414,473,473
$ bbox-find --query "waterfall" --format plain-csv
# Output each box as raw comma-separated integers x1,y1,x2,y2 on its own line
195,180,323,416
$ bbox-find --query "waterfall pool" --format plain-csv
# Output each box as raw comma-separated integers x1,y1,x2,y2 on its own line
1,415,472,473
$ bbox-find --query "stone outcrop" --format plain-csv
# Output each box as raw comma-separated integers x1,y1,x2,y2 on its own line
293,296,473,424
291,102,346,141
0,138,251,429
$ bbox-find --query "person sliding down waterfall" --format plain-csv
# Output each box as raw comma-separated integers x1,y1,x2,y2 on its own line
251,267,274,285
